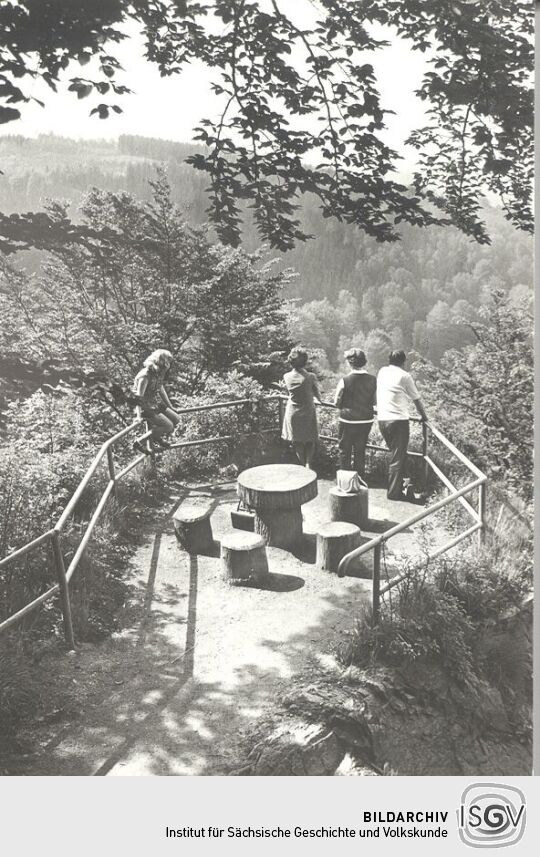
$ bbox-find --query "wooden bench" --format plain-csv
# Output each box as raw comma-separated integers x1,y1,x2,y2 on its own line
316,521,362,574
221,531,269,585
329,485,368,528
173,502,214,554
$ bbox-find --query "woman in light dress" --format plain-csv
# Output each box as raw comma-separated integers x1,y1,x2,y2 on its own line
281,348,321,469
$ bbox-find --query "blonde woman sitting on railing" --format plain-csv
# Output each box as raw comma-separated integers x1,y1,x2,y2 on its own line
132,349,180,454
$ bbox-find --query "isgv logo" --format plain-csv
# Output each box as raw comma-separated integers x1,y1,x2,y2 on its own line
458,783,526,848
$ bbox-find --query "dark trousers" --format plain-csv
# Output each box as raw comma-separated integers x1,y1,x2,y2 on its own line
338,422,372,477
379,420,409,499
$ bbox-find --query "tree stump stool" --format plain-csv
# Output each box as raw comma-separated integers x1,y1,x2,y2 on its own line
329,486,369,528
237,464,317,550
254,507,303,550
173,502,214,554
316,522,362,574
221,532,269,585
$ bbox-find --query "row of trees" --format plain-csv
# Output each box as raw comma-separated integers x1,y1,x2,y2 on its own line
1,163,532,501
0,169,291,404
0,137,532,365
1,164,532,502
0,1,533,252
289,279,530,372
0,136,209,226
0,167,292,635
417,291,533,504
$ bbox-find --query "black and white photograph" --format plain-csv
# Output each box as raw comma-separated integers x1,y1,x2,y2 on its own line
0,0,533,782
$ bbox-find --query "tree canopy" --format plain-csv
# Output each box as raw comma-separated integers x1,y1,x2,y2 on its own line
416,290,533,502
0,1,533,250
0,169,291,405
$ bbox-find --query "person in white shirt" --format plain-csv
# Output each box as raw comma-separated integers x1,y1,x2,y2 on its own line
377,350,427,500
334,348,376,478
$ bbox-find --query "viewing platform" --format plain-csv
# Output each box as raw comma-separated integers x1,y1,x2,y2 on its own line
0,393,488,776
8,476,431,776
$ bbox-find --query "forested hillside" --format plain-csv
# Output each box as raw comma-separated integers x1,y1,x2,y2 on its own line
0,143,532,773
0,133,532,507
0,134,532,373
0,2,533,781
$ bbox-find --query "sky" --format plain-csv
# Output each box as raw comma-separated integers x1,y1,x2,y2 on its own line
0,5,428,172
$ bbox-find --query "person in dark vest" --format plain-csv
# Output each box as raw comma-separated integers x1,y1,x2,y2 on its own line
334,348,376,479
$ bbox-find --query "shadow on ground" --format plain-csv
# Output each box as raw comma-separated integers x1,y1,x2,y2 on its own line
5,496,371,776
3,478,453,777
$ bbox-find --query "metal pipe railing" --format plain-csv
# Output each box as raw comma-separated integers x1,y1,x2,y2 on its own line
0,583,60,633
378,522,483,596
335,416,488,620
338,474,486,577
427,422,486,480
319,434,424,457
169,427,276,451
54,419,143,532
0,397,281,642
65,480,116,583
173,397,275,415
0,395,488,643
0,528,54,569
424,455,480,522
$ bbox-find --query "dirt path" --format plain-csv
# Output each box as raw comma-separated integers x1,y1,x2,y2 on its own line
8,479,431,776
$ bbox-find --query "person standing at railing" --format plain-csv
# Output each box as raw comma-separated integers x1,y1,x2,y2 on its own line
334,348,376,480
132,349,180,454
281,348,322,469
377,350,428,501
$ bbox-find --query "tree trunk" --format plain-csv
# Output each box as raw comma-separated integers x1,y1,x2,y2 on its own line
254,507,303,549
173,505,214,554
329,486,368,528
221,532,269,585
316,522,361,574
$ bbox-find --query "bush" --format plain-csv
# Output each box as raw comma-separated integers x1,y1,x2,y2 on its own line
436,550,530,624
161,371,282,480
0,386,142,634
0,390,114,626
338,542,531,690
414,292,533,502
339,571,477,685
0,370,284,635
0,645,39,733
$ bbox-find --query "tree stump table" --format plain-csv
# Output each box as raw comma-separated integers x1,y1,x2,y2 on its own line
173,502,214,554
221,532,269,585
316,522,361,574
237,464,318,550
329,486,369,528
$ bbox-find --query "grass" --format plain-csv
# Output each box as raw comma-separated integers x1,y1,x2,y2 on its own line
337,539,532,713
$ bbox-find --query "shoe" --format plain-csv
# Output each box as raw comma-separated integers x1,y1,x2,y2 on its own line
133,440,151,456
155,438,172,450
404,484,416,502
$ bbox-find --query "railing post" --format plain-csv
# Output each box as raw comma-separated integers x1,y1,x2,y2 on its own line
145,420,153,455
422,420,429,492
478,480,487,548
51,532,75,650
250,398,260,433
277,396,284,432
372,542,381,624
145,420,157,470
106,447,118,500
